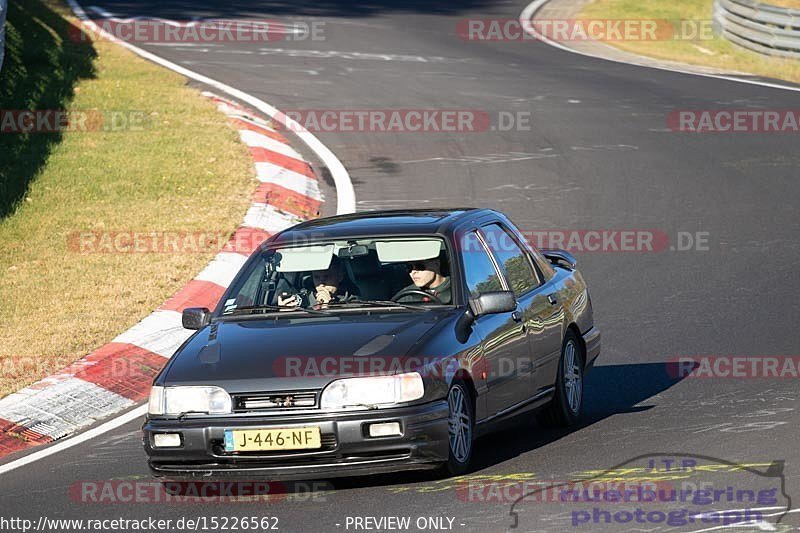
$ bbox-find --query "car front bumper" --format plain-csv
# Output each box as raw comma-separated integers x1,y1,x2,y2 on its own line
143,400,449,480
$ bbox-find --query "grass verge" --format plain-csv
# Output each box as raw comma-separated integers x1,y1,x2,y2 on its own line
0,0,255,397
578,0,800,84
764,0,799,8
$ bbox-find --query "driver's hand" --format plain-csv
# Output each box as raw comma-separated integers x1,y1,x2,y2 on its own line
278,293,301,307
315,286,333,304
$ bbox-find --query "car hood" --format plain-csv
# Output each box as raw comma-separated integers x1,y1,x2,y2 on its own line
161,310,454,393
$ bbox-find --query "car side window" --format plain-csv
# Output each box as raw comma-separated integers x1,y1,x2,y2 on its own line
460,231,504,299
529,247,555,280
230,258,267,309
480,223,541,296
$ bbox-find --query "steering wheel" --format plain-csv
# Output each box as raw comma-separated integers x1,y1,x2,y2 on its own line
391,288,443,304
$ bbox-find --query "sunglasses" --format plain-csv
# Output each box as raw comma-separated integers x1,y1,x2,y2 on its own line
407,260,436,272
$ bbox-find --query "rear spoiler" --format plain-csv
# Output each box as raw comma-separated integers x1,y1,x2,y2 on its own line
540,248,577,269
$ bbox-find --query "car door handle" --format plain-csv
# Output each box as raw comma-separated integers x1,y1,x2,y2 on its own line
547,293,558,305
511,310,523,322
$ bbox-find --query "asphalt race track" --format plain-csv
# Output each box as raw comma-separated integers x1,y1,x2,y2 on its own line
1,1,799,531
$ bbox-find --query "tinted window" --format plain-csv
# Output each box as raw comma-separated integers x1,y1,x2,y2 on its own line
461,231,503,298
481,224,539,296
224,257,266,311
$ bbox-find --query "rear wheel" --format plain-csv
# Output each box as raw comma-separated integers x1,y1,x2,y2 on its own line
539,331,584,427
441,381,474,476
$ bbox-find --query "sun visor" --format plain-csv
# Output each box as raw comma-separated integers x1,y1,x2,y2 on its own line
375,240,442,262
274,244,334,272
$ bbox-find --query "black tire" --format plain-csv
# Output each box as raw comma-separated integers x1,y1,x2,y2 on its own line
440,381,474,476
539,331,584,427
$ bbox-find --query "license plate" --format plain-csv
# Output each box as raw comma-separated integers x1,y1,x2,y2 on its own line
224,426,322,452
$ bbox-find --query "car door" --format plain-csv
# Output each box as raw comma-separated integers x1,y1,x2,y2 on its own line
524,247,568,394
459,229,532,415
478,223,543,397
499,221,564,395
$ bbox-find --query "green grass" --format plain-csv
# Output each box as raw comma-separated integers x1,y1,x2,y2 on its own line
578,0,800,84
0,0,256,397
0,0,95,218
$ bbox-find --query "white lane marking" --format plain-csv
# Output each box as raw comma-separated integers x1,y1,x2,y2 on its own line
88,6,306,33
0,405,147,475
87,5,113,17
0,0,356,476
88,6,188,27
140,42,222,47
519,0,800,94
255,161,323,200
570,144,638,151
239,129,304,160
242,203,305,233
0,378,133,440
70,0,354,214
223,111,272,129
256,48,469,63
111,310,191,358
402,152,559,165
193,252,249,287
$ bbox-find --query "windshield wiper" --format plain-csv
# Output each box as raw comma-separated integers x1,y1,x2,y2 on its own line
224,305,330,316
326,300,430,311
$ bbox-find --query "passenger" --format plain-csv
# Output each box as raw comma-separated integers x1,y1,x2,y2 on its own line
278,256,359,307
394,258,451,304
311,256,359,305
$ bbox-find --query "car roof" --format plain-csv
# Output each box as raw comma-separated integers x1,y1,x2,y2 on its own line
272,208,491,243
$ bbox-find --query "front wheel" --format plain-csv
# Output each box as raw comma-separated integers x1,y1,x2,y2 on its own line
441,381,474,476
539,331,584,427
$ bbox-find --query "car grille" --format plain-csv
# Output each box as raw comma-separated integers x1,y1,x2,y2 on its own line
232,390,319,413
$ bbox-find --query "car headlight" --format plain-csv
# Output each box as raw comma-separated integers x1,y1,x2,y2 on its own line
320,372,424,410
147,385,232,416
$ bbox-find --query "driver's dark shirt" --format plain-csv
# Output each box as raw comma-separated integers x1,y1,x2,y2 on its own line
396,277,451,304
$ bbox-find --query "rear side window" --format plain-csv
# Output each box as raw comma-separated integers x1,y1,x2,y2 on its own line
460,231,504,299
480,223,540,296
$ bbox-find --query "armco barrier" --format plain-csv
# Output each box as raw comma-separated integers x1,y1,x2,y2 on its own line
714,0,800,58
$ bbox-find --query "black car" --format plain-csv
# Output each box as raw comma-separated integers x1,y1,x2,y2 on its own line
143,208,600,479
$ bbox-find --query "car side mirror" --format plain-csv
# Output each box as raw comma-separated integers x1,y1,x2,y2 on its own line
540,248,577,269
468,291,517,318
182,307,211,330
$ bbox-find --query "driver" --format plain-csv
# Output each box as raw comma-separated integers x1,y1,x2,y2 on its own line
278,256,359,307
393,258,451,304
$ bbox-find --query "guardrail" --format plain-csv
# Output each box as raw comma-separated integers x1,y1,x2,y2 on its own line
713,0,800,59
0,0,7,73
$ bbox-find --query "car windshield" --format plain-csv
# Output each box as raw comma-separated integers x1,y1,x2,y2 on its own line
220,237,454,315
